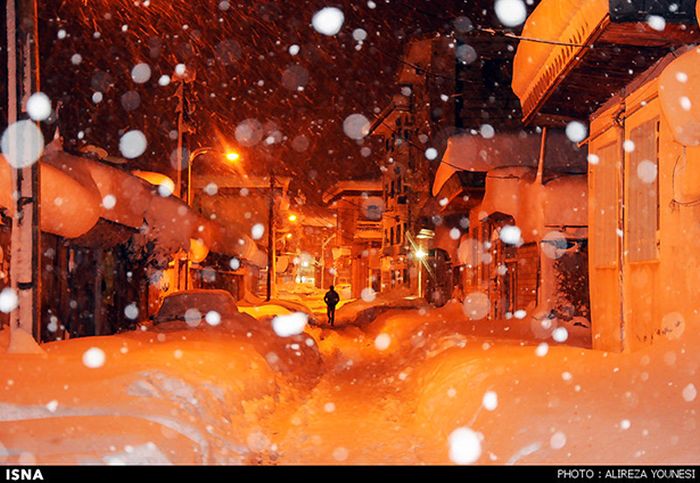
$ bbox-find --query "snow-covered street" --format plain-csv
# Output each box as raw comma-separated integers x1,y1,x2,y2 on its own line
2,0,700,471
0,295,697,465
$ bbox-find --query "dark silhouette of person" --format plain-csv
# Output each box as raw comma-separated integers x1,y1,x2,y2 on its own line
323,285,340,327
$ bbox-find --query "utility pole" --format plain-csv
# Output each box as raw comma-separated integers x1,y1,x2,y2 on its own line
7,0,42,342
266,170,276,301
320,233,336,289
174,70,194,290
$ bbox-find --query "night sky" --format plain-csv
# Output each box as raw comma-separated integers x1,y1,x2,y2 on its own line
2,1,533,203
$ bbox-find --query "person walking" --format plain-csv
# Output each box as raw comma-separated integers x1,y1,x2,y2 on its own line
323,285,340,327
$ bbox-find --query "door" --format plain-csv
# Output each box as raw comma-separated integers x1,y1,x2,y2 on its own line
623,112,660,349
589,124,624,351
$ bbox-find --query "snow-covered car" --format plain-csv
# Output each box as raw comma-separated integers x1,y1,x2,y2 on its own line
150,289,323,387
335,283,352,299
154,289,238,325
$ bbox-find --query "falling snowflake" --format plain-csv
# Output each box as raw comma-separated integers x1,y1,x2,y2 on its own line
535,342,549,357
1,120,45,168
0,288,19,314
636,160,658,184
682,383,697,402
102,195,117,210
272,312,308,337
550,431,567,450
482,391,498,411
131,63,152,84
425,147,438,160
647,15,666,31
494,0,526,27
26,93,52,121
552,327,568,343
119,130,147,159
448,427,482,464
462,292,490,320
184,308,202,327
124,303,139,320
312,7,345,36
565,121,587,143
251,223,265,240
480,124,495,139
374,333,391,351
205,311,221,326
360,287,376,303
82,347,106,369
343,113,370,140
46,400,59,413
499,225,521,245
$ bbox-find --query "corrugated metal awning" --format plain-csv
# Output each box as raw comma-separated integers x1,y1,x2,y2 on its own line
512,0,699,124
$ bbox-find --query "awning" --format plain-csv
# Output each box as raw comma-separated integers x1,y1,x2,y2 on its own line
44,151,152,229
659,47,700,146
0,154,101,238
432,132,541,196
512,0,609,123
478,167,587,243
512,0,699,124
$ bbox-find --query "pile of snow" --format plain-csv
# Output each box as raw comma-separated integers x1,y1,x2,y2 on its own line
332,287,423,327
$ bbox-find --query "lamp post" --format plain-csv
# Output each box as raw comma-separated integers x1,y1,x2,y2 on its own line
266,170,276,301
178,147,240,290
415,247,427,299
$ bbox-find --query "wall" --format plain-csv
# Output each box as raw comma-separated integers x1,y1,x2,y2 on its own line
589,76,700,351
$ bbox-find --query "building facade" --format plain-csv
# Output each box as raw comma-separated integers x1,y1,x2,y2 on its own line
369,36,456,296
512,0,700,350
323,180,383,298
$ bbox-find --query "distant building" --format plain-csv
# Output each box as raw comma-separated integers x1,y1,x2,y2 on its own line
368,36,456,296
282,205,336,288
322,180,383,298
192,169,290,299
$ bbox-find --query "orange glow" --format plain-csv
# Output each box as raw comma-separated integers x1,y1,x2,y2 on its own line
188,238,209,263
286,233,293,239
288,213,298,223
225,151,240,163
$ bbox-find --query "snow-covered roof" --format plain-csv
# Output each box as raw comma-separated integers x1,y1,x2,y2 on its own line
322,179,383,205
432,132,541,196
0,154,101,238
44,150,153,229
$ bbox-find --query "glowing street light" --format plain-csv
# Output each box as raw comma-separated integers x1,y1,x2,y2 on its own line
415,247,428,299
225,151,240,163
288,213,298,223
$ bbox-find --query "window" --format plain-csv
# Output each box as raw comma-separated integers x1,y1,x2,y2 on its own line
592,141,619,267
628,118,659,262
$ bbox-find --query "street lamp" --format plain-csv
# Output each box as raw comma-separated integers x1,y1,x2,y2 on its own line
415,247,428,299
184,147,241,206
179,146,241,290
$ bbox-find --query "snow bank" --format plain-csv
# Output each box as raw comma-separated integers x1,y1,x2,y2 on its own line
332,287,422,326
0,309,322,464
277,302,698,464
